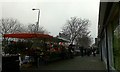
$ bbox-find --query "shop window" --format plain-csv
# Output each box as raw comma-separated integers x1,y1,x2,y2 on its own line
113,24,120,70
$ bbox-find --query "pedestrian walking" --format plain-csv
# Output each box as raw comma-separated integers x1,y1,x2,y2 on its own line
86,48,91,56
79,46,84,57
84,48,87,56
68,44,74,58
92,48,96,56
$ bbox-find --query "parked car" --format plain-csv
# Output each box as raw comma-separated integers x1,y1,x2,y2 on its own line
22,56,30,64
74,50,80,56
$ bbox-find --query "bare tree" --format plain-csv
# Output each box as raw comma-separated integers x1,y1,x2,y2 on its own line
0,18,24,35
0,18,26,46
0,18,49,35
61,17,91,45
75,34,93,48
27,24,36,33
27,23,49,34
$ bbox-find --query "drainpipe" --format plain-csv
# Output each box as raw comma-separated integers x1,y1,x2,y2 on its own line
105,28,110,72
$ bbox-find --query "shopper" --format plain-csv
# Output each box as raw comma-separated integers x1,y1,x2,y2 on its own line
79,46,84,57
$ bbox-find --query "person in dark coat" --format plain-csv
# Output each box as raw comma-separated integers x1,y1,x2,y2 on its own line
84,48,87,56
60,45,67,59
92,48,96,56
86,48,91,56
79,46,84,57
68,44,74,58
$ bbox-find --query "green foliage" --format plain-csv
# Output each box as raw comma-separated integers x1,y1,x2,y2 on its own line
113,29,120,70
4,41,33,54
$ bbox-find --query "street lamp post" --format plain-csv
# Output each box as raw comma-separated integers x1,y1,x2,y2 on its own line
32,8,40,68
32,8,40,33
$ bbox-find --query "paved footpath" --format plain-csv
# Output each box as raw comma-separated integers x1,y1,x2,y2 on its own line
21,55,106,72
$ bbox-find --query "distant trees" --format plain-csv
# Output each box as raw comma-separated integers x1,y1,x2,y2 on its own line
60,17,92,47
0,18,49,54
0,18,49,46
0,18,24,35
75,35,92,48
0,18,49,35
27,23,49,34
27,24,36,33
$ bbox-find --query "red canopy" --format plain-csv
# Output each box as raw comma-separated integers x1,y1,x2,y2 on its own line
3,33,53,39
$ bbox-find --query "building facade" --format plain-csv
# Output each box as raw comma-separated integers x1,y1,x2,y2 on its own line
98,1,119,71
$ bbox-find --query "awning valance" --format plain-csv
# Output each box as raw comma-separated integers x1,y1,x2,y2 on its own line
3,33,53,39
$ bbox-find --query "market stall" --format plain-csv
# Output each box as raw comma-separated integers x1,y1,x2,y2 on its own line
2,33,53,69
2,33,71,70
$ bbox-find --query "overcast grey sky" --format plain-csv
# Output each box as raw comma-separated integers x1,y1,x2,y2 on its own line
0,0,100,42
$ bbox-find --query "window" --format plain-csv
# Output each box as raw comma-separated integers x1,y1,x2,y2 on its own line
113,24,120,70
